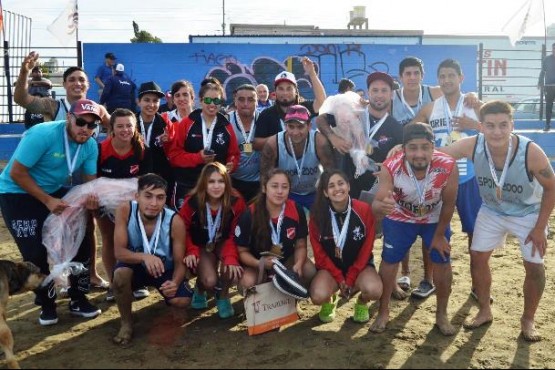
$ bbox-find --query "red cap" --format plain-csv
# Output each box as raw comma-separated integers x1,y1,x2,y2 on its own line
70,99,102,120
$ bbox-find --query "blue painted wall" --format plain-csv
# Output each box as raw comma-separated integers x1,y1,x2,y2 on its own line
83,43,477,104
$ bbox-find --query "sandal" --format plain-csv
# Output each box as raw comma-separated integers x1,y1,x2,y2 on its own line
397,275,411,291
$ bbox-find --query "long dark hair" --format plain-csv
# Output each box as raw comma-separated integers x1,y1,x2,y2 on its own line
110,108,144,160
251,168,291,253
311,169,350,236
189,162,235,229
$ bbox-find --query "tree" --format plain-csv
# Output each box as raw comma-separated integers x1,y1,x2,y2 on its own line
130,21,162,43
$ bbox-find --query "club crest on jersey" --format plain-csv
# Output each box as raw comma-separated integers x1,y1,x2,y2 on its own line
286,227,296,240
352,226,364,241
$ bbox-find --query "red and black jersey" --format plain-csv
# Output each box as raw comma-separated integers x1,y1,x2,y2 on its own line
309,199,375,287
97,137,152,179
164,109,240,190
234,199,307,263
178,192,246,266
135,112,174,184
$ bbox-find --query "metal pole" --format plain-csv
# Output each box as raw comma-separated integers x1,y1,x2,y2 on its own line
222,0,226,36
4,40,13,123
540,43,546,121
478,43,484,101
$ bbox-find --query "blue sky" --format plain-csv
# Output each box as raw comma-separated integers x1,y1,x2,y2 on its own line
3,0,555,46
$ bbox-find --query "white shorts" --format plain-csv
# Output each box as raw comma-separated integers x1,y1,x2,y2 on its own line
471,206,547,264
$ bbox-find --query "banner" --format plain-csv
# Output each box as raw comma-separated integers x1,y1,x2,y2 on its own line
47,0,78,46
502,0,544,46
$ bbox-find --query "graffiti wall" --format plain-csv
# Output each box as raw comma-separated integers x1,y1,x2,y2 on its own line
83,43,477,104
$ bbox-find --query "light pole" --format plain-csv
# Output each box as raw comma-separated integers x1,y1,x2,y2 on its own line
222,0,226,36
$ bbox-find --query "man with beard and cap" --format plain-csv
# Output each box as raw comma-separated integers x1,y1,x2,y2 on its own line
253,57,326,151
316,71,403,199
0,99,104,326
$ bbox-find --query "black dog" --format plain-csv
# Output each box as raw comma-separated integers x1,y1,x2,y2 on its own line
0,261,45,369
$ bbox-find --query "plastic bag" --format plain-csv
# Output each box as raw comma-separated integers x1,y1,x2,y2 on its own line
319,91,378,177
42,177,138,287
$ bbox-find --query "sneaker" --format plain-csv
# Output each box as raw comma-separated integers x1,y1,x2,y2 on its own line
352,299,370,323
318,295,338,323
39,307,58,326
59,287,69,298
69,298,102,318
133,287,150,300
105,287,114,302
411,280,436,299
191,289,208,310
216,298,235,319
470,288,494,304
543,124,551,132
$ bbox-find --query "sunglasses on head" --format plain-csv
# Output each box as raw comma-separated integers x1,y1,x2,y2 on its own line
72,114,99,130
202,97,224,106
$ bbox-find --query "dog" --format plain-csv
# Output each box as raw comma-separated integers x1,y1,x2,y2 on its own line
0,261,45,369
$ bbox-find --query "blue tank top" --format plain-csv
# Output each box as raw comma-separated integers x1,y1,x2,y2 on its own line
277,130,320,196
391,84,434,126
127,201,176,270
229,111,260,182
473,134,543,216
429,94,478,184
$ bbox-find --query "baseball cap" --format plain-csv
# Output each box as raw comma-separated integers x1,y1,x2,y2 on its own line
403,122,434,145
105,52,116,60
284,105,310,124
115,63,124,72
274,71,297,87
70,99,102,120
366,71,394,89
138,81,165,98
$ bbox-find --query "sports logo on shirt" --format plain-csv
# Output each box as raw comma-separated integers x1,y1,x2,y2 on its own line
216,132,225,145
235,225,241,237
130,165,139,175
352,226,364,241
286,227,296,240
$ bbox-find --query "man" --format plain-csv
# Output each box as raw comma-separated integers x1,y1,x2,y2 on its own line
253,57,326,150
99,63,137,114
112,173,191,345
28,66,52,98
255,83,272,113
337,78,355,94
316,71,403,198
260,105,334,210
538,42,555,131
229,84,261,202
438,100,555,342
370,122,459,336
158,90,175,114
0,99,103,326
95,52,116,97
411,58,482,299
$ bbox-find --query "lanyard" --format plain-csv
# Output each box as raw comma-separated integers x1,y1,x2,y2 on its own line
169,109,182,122
329,198,352,253
287,134,308,180
63,129,82,179
399,87,422,118
269,203,286,245
443,94,464,134
201,114,217,149
206,203,222,243
405,159,431,210
137,210,162,256
367,113,389,143
233,111,256,144
279,119,286,131
485,135,513,200
139,114,155,147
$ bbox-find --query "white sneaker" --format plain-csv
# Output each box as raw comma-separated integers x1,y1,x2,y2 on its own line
133,287,150,299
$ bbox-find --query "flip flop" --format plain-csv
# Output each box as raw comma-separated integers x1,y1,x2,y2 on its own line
397,275,411,291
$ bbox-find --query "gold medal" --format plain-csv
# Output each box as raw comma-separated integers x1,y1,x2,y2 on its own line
449,130,461,144
496,186,502,200
243,143,253,153
334,247,342,259
206,242,216,253
366,143,374,155
270,244,283,257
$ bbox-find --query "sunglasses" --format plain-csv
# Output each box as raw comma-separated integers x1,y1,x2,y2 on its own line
202,97,224,106
72,114,99,130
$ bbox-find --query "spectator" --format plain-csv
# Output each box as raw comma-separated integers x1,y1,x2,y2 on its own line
28,66,52,97
99,63,136,114
538,42,555,131
95,52,116,97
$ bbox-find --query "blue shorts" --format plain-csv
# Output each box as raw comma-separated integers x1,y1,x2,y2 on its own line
114,262,193,303
457,178,482,234
289,192,315,211
382,218,452,264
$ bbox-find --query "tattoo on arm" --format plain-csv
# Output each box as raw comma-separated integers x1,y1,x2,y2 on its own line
260,140,277,174
25,97,56,119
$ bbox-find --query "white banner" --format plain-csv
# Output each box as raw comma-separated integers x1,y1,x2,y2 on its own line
47,0,78,46
502,0,544,46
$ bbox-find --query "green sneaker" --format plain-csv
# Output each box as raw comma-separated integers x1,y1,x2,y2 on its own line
318,295,338,323
191,289,208,310
352,299,369,323
216,298,235,319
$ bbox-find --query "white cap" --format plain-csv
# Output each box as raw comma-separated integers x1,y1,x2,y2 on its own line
115,63,125,72
274,71,297,87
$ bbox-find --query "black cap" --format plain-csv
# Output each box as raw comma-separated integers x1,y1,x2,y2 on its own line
403,122,434,145
138,81,165,98
366,71,394,89
105,52,116,60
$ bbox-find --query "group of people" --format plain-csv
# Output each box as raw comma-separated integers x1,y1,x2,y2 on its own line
0,50,553,345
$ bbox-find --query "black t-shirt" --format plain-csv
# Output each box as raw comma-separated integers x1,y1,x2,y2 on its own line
135,112,174,184
254,100,315,139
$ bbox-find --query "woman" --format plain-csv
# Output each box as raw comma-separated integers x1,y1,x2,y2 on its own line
97,108,152,300
309,169,382,323
162,80,195,125
235,168,316,291
179,162,245,319
165,81,240,211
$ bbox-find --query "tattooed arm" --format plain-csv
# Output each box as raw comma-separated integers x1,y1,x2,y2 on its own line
259,135,278,176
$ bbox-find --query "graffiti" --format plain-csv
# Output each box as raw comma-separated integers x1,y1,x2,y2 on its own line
190,50,239,66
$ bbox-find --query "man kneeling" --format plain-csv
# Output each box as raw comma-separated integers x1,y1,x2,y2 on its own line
112,173,191,345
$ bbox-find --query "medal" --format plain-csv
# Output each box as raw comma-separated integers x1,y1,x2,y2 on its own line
206,242,216,253
270,244,283,257
418,205,426,217
496,186,502,200
335,247,342,259
366,143,374,155
485,135,513,203
330,199,352,261
243,143,253,153
449,130,461,143
269,203,286,256
206,203,222,252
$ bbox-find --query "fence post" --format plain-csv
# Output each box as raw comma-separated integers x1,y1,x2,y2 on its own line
478,43,483,101
3,40,13,123
77,40,82,68
540,43,546,121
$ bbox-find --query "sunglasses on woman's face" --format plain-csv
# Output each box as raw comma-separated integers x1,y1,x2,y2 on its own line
202,97,224,106
72,114,99,130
